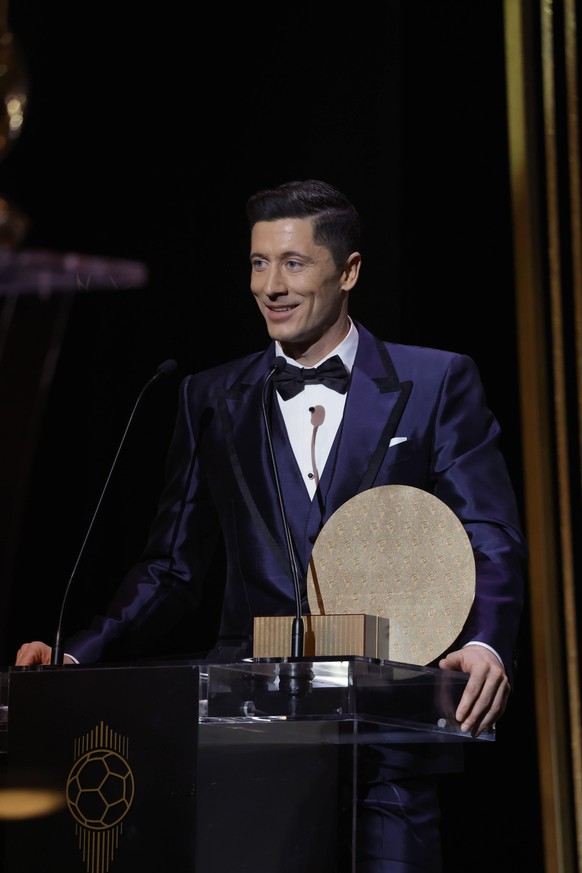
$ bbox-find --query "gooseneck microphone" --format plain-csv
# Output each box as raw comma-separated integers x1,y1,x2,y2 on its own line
50,359,178,666
262,357,305,658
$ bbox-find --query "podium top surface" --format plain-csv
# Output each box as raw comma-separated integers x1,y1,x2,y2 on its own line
1,656,495,746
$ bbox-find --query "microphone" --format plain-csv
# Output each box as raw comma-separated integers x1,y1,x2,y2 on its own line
309,405,325,427
151,359,178,381
50,359,178,666
262,357,305,658
309,405,325,489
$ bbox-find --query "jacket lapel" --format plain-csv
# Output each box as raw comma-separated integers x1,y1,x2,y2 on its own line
320,323,412,523
219,350,300,575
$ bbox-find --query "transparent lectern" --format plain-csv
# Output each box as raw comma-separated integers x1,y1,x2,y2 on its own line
1,656,492,873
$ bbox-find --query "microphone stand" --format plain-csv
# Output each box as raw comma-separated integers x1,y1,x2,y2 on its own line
262,359,304,658
50,359,178,665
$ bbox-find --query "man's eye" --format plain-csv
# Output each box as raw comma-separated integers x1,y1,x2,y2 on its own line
286,260,302,270
251,258,267,270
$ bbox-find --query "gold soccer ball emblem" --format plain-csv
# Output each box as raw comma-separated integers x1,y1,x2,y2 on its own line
66,748,134,829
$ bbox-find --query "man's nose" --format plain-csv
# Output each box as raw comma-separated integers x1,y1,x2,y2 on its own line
263,266,286,296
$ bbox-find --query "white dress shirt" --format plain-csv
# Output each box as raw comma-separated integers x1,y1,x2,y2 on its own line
275,320,358,500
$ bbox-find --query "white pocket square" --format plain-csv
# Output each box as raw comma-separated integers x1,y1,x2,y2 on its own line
389,437,407,447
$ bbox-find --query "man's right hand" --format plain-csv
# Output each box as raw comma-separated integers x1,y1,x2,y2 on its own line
15,642,75,666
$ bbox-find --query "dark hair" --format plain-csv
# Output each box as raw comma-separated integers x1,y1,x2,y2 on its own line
246,179,361,269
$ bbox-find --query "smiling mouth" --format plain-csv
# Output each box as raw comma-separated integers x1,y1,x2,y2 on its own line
267,304,298,312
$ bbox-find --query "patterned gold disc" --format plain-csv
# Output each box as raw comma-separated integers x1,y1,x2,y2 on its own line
306,484,475,665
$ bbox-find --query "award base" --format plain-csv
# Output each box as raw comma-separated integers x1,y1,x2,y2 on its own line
253,613,389,659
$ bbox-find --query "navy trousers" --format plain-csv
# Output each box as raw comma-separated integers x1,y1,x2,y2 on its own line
354,744,449,873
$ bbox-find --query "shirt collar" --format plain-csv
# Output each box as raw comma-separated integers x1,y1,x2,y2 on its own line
275,317,358,373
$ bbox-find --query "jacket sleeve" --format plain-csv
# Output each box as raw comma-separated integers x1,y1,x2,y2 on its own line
429,352,527,677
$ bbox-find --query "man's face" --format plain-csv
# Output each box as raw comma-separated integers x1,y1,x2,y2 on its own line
250,218,358,361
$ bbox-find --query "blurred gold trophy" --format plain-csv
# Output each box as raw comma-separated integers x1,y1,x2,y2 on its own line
0,0,29,248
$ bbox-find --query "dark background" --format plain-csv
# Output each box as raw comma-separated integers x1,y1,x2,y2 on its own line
1,2,542,871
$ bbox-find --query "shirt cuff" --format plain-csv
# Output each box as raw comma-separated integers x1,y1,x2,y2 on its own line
463,640,504,668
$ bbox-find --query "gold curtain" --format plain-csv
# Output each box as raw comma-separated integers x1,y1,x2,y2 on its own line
505,1,582,871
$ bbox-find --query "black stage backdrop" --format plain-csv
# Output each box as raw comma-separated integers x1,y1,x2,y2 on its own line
1,3,542,872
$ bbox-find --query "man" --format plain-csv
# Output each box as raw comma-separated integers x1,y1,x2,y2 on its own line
16,179,527,871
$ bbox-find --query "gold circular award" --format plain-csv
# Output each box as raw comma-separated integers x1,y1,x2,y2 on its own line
307,485,476,665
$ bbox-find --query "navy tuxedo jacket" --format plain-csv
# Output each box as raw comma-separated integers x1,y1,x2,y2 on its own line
68,322,527,672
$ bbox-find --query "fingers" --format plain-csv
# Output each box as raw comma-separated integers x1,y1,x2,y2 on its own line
439,646,510,737
458,675,509,736
15,641,52,666
456,662,510,736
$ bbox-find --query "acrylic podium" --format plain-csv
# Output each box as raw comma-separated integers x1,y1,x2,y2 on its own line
1,656,492,873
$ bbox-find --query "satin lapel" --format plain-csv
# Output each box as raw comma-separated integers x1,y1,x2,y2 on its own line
321,325,412,522
218,350,292,575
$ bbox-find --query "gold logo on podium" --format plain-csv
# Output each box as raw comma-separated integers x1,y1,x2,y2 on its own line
66,721,135,873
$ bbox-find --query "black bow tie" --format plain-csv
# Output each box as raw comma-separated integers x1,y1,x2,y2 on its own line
273,354,349,400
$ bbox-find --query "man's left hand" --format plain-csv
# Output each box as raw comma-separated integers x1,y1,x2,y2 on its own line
439,645,510,736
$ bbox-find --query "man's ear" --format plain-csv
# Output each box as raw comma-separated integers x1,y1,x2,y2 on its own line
342,252,362,290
